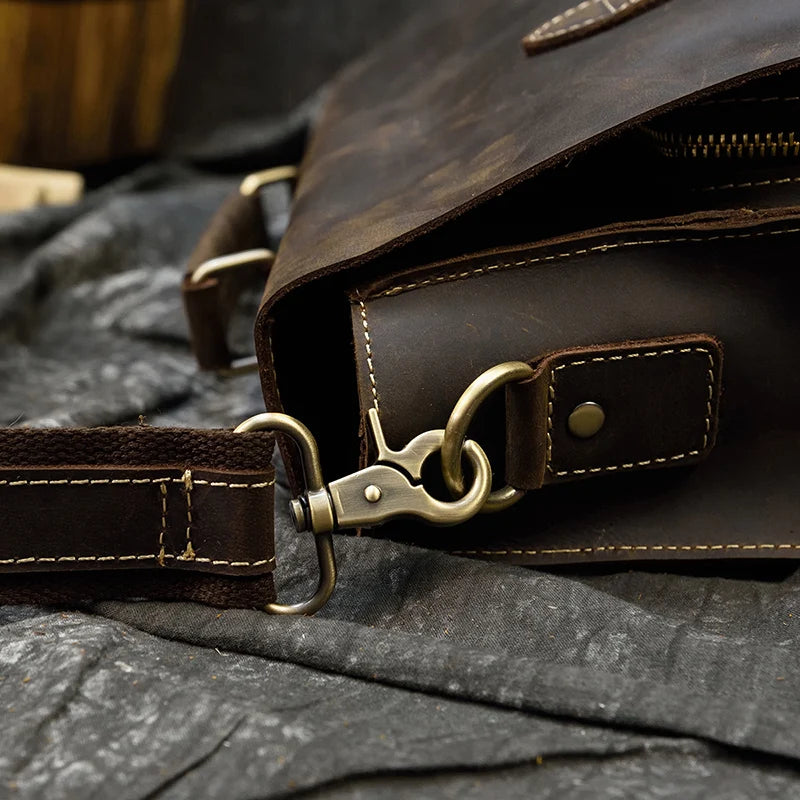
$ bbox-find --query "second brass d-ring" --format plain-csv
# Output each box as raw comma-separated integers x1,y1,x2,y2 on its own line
441,361,534,513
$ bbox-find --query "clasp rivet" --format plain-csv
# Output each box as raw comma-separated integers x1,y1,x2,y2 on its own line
364,484,382,503
568,402,605,438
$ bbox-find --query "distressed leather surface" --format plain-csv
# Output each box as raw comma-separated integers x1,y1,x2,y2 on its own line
349,210,800,563
256,0,800,312
249,0,800,564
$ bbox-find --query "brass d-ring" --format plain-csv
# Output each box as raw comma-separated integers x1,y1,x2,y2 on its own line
234,412,336,615
441,361,534,513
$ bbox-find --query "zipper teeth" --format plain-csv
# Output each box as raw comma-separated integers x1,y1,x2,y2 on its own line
644,129,800,159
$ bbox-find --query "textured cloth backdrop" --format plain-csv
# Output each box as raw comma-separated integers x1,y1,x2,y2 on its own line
3,6,800,798
3,146,800,800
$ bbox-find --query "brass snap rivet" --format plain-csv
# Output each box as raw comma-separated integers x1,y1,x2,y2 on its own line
364,484,382,503
567,402,605,439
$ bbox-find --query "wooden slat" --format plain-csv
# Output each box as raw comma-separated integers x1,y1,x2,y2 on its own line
0,0,186,167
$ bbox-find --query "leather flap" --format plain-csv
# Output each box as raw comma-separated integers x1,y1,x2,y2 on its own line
506,335,722,490
259,0,800,312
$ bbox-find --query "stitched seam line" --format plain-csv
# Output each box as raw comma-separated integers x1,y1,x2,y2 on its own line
158,481,167,566
366,227,800,300
356,292,380,411
696,176,800,193
701,96,800,106
531,0,599,37
358,226,798,442
0,554,276,567
0,475,274,568
0,477,275,488
546,346,714,477
529,0,645,41
181,469,196,561
451,544,798,556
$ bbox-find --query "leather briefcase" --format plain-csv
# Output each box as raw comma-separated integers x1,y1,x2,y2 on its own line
3,0,800,613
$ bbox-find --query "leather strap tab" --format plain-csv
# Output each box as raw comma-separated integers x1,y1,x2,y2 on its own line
0,426,277,608
182,189,270,371
506,334,722,489
522,0,670,56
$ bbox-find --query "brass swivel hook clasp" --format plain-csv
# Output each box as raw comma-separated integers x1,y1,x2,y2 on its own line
234,360,540,615
234,407,492,616
291,408,492,534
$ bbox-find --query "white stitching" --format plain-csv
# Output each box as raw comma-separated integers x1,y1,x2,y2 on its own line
531,0,598,38
696,176,800,193
0,477,275,488
451,544,795,556
192,480,273,488
546,346,715,476
0,473,275,568
367,227,800,300
355,224,797,557
527,0,647,43
358,226,799,464
356,292,380,411
182,469,196,561
158,481,167,566
0,554,276,567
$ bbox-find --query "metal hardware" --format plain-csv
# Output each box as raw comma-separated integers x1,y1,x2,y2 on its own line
188,164,297,375
234,412,336,616
235,406,492,614
233,358,549,613
441,361,534,513
189,248,274,286
216,356,260,377
642,125,800,161
568,401,606,438
290,408,491,533
364,485,382,503
239,165,299,196
321,408,491,531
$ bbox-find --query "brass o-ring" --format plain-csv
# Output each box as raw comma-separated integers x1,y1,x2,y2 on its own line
441,361,534,513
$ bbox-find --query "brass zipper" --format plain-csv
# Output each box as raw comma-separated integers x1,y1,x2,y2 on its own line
643,128,800,159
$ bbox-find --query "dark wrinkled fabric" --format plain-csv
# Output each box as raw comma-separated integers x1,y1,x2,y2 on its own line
3,160,800,800
3,8,800,798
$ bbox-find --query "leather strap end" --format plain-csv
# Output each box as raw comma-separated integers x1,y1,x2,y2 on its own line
0,426,277,608
506,334,722,490
182,189,270,371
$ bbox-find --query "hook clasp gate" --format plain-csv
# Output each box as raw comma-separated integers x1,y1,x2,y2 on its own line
293,408,492,534
235,408,492,615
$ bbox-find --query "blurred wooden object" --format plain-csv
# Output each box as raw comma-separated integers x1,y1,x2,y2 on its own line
0,0,186,167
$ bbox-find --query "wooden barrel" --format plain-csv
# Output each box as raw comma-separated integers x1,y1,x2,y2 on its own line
0,0,186,167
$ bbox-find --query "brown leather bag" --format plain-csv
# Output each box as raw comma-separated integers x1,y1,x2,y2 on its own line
4,0,800,612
